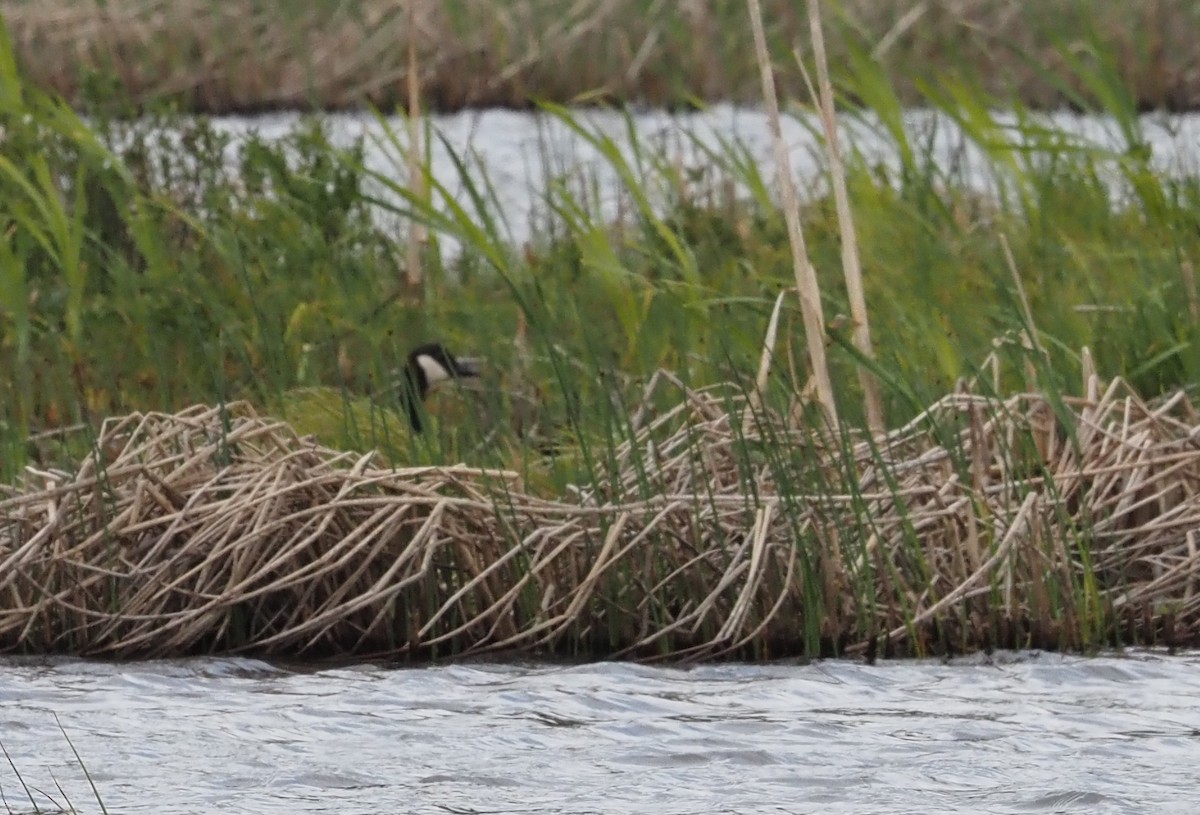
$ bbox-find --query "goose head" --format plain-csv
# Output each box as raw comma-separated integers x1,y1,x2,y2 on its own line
400,343,482,433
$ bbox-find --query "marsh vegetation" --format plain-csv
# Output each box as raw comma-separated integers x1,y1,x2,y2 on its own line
2,4,1200,660
3,0,1199,113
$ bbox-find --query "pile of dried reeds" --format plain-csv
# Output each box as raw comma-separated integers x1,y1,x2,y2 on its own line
3,370,1200,662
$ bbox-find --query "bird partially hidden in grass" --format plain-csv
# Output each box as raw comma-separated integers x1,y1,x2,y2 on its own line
269,342,482,454
377,341,579,464
396,342,482,434
276,342,583,467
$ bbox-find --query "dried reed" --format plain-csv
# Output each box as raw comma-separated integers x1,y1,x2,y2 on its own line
799,0,884,436
746,0,838,428
3,370,1200,661
4,0,1197,113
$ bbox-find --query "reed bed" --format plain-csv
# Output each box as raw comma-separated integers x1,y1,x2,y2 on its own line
3,366,1200,661
4,2,1200,665
2,0,1197,113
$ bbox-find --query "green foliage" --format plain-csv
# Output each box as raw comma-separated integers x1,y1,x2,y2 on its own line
3,14,1200,655
2,30,1200,474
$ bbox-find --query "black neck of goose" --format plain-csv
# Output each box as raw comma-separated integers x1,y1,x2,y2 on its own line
400,365,427,434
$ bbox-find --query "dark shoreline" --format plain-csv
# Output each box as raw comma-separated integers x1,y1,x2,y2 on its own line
4,0,1199,116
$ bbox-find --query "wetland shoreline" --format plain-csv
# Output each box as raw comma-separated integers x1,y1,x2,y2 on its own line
3,0,1198,115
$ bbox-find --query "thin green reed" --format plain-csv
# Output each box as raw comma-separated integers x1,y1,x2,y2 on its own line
0,234,31,443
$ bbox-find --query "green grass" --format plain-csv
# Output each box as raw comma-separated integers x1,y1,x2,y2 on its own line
4,16,1200,480
3,13,1200,657
1,720,107,815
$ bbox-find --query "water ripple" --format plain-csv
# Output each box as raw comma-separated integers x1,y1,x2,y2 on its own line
3,651,1200,813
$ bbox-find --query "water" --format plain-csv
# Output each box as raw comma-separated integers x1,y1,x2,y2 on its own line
3,651,1199,814
181,105,1200,254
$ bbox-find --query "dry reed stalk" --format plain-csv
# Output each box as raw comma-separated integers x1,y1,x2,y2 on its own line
404,0,424,289
871,1,929,61
745,0,838,428
749,287,791,416
800,0,884,436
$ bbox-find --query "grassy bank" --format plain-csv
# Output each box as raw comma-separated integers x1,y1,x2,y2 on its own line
1,0,1198,114
3,11,1200,660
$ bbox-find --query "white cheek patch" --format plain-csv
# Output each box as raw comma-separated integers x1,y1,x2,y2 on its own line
416,354,452,386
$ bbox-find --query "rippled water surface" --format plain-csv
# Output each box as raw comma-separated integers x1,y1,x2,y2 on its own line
3,652,1199,814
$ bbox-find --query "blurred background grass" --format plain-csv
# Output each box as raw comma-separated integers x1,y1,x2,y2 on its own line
1,0,1198,113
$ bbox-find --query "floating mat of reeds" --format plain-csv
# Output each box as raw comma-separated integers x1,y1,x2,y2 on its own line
4,374,1200,661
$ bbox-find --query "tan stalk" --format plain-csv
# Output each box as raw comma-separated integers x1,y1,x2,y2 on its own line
405,0,424,289
749,287,792,420
745,0,838,428
801,0,884,435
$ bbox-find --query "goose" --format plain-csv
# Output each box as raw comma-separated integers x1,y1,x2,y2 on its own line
398,343,482,434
